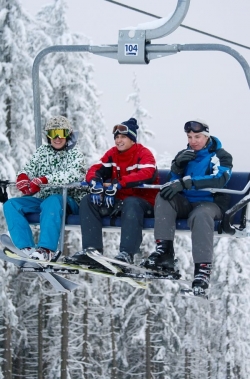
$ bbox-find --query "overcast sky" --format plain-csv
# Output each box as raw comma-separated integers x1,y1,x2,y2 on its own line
21,0,250,171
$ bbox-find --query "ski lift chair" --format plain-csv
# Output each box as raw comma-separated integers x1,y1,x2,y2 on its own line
28,0,250,251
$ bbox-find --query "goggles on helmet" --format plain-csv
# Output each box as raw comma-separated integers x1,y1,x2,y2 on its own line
184,121,209,134
47,129,70,139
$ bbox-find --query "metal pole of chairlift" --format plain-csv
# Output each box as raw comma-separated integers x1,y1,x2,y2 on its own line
246,205,250,237
31,0,250,252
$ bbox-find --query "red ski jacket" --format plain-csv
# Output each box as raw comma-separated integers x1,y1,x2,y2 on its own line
86,143,159,206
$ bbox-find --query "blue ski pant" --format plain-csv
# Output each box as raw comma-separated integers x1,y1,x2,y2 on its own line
79,194,154,256
3,194,78,251
154,193,222,263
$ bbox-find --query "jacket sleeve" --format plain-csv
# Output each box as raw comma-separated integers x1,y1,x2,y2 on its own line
119,147,157,188
192,149,233,189
168,148,233,189
86,150,113,183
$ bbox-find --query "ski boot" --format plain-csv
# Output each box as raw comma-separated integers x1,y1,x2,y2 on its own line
192,263,212,297
65,247,103,268
114,251,134,272
30,247,54,262
142,240,176,272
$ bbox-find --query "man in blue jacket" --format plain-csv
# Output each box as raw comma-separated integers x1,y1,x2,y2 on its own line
143,119,233,296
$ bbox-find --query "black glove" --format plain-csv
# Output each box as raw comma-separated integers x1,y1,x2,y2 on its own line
175,150,196,168
160,176,192,200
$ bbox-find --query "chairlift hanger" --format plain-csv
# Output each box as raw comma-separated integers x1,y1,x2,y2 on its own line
32,0,250,148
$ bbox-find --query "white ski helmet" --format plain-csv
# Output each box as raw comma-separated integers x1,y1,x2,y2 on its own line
45,115,73,133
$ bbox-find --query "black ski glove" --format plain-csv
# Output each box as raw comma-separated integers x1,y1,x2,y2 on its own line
175,150,196,168
171,150,196,175
160,176,192,200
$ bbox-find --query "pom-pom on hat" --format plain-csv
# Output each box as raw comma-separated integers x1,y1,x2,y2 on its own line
113,117,139,142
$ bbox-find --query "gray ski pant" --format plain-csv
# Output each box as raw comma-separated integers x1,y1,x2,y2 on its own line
80,194,154,256
154,193,222,263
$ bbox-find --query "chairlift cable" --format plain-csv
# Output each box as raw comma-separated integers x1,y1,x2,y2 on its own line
104,0,250,51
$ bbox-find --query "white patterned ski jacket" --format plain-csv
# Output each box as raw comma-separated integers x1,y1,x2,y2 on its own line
18,143,86,205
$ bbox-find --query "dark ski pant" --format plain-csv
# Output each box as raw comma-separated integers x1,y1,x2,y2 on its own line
80,194,154,256
154,193,222,263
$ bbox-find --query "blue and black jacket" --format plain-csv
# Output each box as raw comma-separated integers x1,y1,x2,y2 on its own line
169,136,233,213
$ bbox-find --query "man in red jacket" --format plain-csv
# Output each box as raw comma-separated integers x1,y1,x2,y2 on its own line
70,118,159,265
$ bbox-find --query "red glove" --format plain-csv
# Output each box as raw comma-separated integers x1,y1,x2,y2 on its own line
16,173,30,195
29,177,48,194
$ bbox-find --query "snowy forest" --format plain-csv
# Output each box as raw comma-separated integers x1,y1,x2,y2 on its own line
1,0,250,378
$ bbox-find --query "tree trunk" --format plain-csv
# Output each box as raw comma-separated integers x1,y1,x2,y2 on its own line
185,318,191,379
145,291,151,379
108,280,117,379
38,299,43,379
4,5,12,146
82,280,89,378
3,322,12,379
145,312,151,379
61,293,68,379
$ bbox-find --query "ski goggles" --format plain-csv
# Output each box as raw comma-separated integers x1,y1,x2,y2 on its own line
47,129,70,139
112,124,136,138
184,121,209,134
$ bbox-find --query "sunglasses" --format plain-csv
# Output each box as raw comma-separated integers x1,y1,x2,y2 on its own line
47,129,70,139
184,121,209,133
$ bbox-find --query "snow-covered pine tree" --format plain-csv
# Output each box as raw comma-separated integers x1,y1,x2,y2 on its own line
0,261,19,379
0,0,35,172
35,0,108,167
0,2,37,376
126,72,154,146
210,237,250,378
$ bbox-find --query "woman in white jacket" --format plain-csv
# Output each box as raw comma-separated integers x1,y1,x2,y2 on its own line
3,116,86,261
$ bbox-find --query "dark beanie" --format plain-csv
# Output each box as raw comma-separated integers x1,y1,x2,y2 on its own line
114,118,139,143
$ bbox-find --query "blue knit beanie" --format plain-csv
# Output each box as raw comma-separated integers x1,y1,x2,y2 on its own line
114,118,139,142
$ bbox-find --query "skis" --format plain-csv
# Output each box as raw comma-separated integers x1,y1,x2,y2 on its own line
0,234,79,293
0,248,79,292
86,251,183,282
85,251,148,289
86,251,209,300
0,234,147,290
0,233,208,298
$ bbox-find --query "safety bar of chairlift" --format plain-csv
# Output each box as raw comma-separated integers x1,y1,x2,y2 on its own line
44,180,250,250
5,180,250,195
4,181,250,249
